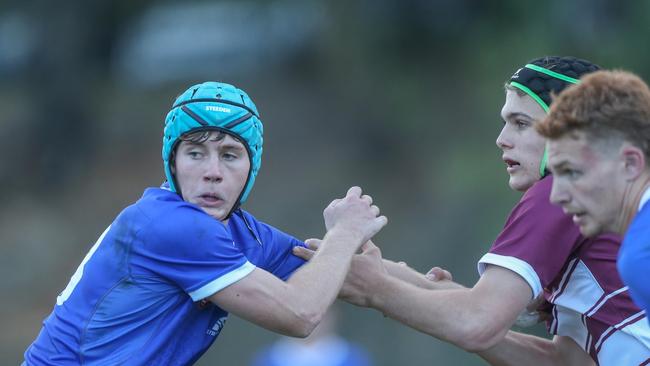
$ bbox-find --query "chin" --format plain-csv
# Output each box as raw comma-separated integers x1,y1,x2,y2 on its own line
508,176,535,192
578,222,602,238
204,208,227,221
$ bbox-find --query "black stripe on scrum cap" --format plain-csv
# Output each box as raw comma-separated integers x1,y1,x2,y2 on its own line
180,106,208,126
509,66,573,106
172,98,259,118
509,56,601,107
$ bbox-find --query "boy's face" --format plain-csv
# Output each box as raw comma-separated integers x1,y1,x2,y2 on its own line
174,132,250,222
496,89,548,192
548,132,626,237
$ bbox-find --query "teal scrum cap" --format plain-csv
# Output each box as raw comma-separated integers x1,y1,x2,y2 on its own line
162,81,263,205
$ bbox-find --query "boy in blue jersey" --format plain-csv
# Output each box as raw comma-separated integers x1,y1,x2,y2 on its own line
538,70,650,323
23,82,388,365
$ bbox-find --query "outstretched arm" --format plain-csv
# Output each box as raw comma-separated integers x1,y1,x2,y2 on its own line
480,333,595,366
293,241,594,363
382,260,460,290
210,187,387,338
295,240,532,351
293,240,460,290
363,263,532,351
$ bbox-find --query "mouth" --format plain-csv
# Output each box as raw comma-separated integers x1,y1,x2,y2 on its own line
567,211,586,225
197,193,224,207
503,157,520,172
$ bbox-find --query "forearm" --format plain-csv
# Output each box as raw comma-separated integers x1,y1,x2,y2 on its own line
479,331,559,366
214,229,361,337
383,259,462,290
370,275,512,351
479,333,594,366
278,230,362,330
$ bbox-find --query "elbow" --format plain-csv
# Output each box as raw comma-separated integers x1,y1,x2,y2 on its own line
283,309,323,338
458,332,503,353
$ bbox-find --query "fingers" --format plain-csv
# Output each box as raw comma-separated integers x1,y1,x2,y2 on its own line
361,240,382,257
331,187,376,209
361,194,373,205
343,187,373,206
370,204,380,217
326,198,342,210
346,186,362,198
375,215,388,228
304,238,322,250
292,246,315,261
324,187,386,241
360,240,377,252
425,267,453,281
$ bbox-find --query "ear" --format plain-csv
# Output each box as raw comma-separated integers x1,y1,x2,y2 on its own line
621,144,646,181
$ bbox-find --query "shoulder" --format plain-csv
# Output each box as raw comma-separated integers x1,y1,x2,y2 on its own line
620,206,650,251
629,203,650,233
229,210,305,275
519,175,554,205
136,188,231,245
510,176,573,225
232,209,294,242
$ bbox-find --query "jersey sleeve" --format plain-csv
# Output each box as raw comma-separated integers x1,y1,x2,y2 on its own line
242,211,307,281
138,205,256,302
618,204,650,311
477,177,582,298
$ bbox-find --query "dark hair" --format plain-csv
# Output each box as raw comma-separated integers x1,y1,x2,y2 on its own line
537,70,650,161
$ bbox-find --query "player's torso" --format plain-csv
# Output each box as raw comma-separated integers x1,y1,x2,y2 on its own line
546,236,650,365
26,197,230,365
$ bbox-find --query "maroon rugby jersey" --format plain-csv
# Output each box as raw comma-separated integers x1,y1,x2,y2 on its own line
478,176,650,365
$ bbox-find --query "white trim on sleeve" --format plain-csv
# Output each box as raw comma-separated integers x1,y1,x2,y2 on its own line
189,261,256,301
477,253,541,298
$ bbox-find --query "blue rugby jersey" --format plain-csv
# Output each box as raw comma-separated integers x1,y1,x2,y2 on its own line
25,187,306,365
619,188,650,315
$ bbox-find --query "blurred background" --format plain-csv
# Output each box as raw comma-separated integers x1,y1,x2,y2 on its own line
1,0,649,364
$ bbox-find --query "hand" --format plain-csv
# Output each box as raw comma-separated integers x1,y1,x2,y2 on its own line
323,187,387,246
424,266,453,282
293,239,387,308
292,238,321,261
340,241,387,307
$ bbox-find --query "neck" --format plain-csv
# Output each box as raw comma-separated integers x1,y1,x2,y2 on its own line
618,172,650,234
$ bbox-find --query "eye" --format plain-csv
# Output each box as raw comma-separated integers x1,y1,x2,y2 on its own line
222,152,238,161
188,151,203,159
515,119,528,129
559,167,581,179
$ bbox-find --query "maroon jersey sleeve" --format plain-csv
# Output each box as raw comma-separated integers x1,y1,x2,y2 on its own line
478,176,583,297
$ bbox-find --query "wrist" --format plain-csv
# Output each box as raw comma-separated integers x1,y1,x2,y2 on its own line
367,271,393,309
323,227,364,251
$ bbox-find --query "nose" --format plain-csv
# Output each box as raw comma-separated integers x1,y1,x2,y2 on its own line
496,125,512,150
203,157,223,183
549,179,569,205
